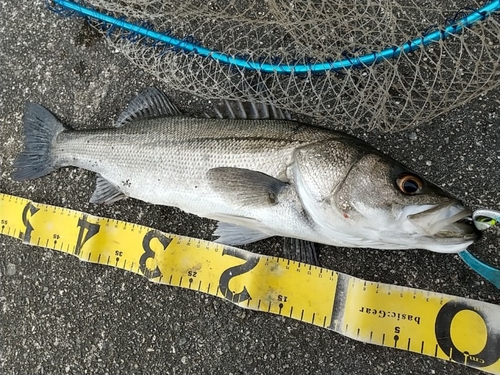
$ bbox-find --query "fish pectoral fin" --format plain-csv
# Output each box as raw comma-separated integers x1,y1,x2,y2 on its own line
283,238,320,266
207,167,288,207
89,175,127,204
114,87,182,127
213,220,271,246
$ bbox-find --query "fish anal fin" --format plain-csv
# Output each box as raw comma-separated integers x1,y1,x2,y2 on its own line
283,238,320,266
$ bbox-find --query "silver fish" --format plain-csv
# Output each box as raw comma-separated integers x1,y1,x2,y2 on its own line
12,88,478,263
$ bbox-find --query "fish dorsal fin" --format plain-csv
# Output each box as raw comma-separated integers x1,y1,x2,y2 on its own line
207,167,289,207
115,87,181,127
90,175,127,204
209,100,291,120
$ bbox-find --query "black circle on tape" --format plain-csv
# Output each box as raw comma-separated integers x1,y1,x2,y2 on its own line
435,301,500,367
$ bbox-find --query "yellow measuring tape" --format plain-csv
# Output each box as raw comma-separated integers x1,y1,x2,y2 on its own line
1,192,499,374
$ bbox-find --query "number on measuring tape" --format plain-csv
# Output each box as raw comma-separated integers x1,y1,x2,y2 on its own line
139,230,172,278
20,202,39,242
75,215,100,256
219,247,260,303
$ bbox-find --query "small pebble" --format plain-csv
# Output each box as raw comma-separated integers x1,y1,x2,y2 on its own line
6,263,16,276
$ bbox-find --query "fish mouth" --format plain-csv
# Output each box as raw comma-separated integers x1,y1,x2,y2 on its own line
404,203,479,240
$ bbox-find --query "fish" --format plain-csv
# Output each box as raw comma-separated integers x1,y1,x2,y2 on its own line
12,87,479,265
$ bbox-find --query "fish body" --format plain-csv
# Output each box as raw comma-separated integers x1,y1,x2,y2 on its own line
13,88,478,257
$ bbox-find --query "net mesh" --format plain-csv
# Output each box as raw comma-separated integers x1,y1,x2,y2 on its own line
61,0,500,131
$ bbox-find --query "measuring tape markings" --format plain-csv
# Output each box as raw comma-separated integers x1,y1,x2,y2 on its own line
1,192,499,374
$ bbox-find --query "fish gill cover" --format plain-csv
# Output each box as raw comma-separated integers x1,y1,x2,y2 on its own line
50,0,500,131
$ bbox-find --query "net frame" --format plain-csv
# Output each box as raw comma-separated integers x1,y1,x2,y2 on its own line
49,0,500,131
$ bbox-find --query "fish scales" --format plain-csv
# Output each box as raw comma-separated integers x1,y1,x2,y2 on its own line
54,117,335,197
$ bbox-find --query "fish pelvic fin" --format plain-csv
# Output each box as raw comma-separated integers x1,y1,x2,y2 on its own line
115,87,181,127
90,174,127,204
12,103,66,181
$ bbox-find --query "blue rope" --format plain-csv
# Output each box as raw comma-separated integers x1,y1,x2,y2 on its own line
459,250,500,289
51,0,500,74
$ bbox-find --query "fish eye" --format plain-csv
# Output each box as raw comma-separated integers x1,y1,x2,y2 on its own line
396,174,424,195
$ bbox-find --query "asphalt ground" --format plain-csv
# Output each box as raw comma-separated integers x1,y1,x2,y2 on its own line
1,1,499,374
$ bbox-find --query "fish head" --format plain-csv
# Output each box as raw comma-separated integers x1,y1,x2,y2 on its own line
332,152,479,252
293,142,479,253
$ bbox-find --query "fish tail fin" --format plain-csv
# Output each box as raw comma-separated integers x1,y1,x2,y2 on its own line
12,103,66,181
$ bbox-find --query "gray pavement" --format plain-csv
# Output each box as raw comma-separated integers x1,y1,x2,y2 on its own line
1,1,499,374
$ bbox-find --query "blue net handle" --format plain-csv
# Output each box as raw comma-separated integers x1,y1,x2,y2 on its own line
52,0,500,74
